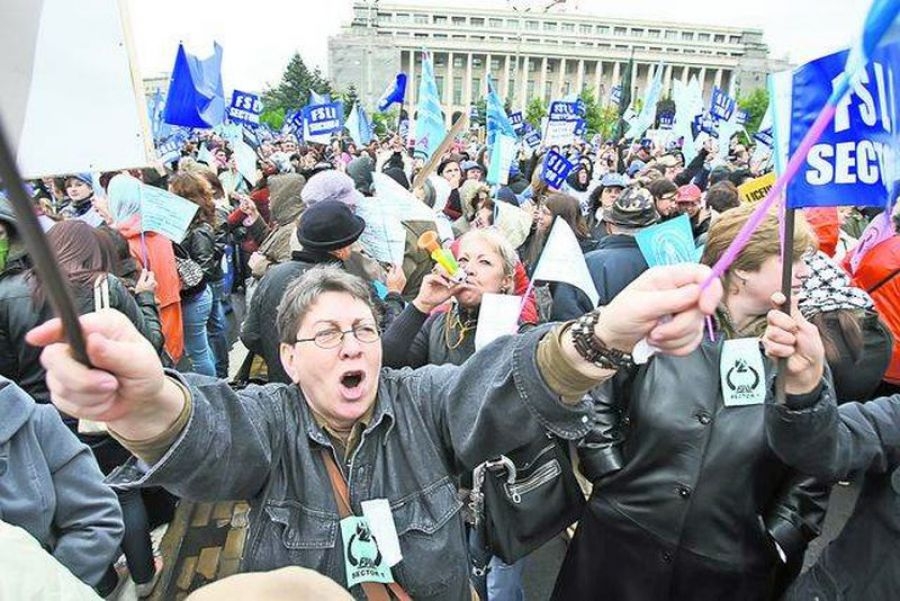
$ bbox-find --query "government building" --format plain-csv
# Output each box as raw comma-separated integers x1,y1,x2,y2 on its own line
328,1,789,121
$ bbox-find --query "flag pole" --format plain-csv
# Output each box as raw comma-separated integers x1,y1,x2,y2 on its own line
774,207,796,404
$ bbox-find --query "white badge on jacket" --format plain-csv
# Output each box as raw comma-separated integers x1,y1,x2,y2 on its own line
720,338,766,407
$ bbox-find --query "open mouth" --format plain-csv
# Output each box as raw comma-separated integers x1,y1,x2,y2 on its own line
340,370,365,389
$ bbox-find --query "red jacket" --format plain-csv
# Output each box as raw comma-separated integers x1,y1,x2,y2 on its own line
851,235,900,384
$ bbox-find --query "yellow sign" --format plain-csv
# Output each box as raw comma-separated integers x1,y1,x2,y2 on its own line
738,172,776,204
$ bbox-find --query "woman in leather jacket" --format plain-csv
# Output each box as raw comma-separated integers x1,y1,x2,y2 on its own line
169,172,224,376
552,204,832,601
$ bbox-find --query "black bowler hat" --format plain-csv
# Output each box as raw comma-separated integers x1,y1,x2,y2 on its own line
296,200,366,252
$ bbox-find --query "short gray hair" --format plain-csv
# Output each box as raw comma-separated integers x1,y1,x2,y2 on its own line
276,265,376,344
458,228,518,278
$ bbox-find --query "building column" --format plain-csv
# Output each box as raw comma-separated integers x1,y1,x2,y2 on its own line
557,57,567,97
714,68,723,91
464,52,474,106
483,53,492,99
539,56,548,102
699,66,708,98
444,52,454,106
520,56,530,107
502,54,511,102
408,50,417,107
612,60,621,85
663,64,673,97
594,60,603,100
576,59,585,94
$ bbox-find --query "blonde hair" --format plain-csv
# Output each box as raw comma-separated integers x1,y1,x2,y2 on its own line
458,228,518,278
701,204,817,286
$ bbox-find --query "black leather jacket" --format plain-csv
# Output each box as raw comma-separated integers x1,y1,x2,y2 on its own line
181,222,224,286
580,337,830,574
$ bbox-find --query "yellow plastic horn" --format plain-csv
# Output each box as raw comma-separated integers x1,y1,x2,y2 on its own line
417,231,462,279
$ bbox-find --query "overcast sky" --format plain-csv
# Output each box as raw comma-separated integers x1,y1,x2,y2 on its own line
128,0,869,93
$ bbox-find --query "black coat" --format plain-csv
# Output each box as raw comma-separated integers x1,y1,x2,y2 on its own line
180,222,224,297
552,341,831,601
768,390,900,601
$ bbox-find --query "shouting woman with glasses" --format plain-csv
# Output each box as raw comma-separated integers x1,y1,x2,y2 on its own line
29,235,726,600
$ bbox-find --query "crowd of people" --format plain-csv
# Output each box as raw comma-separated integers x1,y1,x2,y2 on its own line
3,115,900,601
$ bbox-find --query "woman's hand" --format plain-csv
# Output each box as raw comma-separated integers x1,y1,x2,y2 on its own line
134,269,157,295
26,310,186,440
412,272,463,314
762,292,826,395
385,264,407,295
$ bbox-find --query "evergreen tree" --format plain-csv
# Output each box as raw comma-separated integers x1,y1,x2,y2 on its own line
262,53,334,113
525,96,547,128
738,88,769,135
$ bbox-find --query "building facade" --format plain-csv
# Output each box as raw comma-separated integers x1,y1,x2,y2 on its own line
329,2,789,121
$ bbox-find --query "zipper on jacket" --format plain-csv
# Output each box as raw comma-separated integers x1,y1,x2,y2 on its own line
506,459,561,503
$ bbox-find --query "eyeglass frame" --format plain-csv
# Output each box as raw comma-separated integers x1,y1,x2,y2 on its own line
294,323,382,350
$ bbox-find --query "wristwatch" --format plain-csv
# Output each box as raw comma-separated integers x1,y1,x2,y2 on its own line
570,308,635,371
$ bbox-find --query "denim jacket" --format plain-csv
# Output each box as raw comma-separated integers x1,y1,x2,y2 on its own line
111,326,592,600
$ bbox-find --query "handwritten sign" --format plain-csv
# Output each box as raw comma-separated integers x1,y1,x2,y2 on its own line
141,186,198,243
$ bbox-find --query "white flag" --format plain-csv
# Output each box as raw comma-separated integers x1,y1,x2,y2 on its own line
531,217,599,307
475,293,523,350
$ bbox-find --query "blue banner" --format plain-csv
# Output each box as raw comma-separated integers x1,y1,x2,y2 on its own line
303,101,344,137
575,98,586,117
659,113,675,130
610,85,622,106
509,111,525,133
574,118,587,138
548,101,580,122
785,43,900,208
413,52,446,160
156,130,187,164
486,77,517,147
709,86,737,122
163,43,226,128
541,150,574,188
228,90,262,126
524,130,542,150
736,109,749,126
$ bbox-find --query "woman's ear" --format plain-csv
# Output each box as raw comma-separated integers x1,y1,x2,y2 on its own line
279,343,300,383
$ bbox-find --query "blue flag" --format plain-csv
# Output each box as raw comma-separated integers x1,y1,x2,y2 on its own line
709,86,737,122
524,130,542,150
377,73,408,112
228,90,263,126
610,85,622,106
413,52,446,160
163,43,226,128
346,103,373,146
776,42,900,208
310,90,331,106
541,150,574,189
486,76,517,148
736,109,749,126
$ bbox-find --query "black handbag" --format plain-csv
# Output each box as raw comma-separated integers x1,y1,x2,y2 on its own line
470,435,586,565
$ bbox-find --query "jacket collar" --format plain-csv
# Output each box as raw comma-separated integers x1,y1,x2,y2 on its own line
302,373,396,448
290,249,341,265
0,378,34,444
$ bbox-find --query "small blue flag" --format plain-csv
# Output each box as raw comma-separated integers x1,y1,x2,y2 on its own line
228,90,263,126
709,86,737,122
310,90,331,106
486,76,517,148
541,150,574,189
610,85,622,106
524,130,542,150
163,43,226,128
346,103,374,146
413,52,446,160
377,73,408,112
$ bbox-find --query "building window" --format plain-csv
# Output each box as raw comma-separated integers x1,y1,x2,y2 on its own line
544,81,552,102
562,23,575,33
729,35,741,44
507,19,519,29
714,34,725,43
613,26,627,36
598,43,611,48
489,18,502,28
527,80,536,99
395,13,410,24
597,25,610,35
453,78,463,104
473,57,483,67
648,29,660,38
698,32,710,42
435,76,444,97
489,36,504,41
579,24,592,34
434,33,447,39
453,56,464,68
435,55,446,67
649,46,662,52
396,31,409,37
528,60,538,72
473,77,482,97
562,40,576,46
452,16,466,26
452,34,466,40
377,12,392,24
683,49,694,54
681,31,694,41
491,58,501,71
566,61,576,74
471,17,484,27
544,22,558,32
665,30,677,40
525,38,540,44
632,28,644,37
433,15,446,25
471,35,485,40
525,20,539,30
414,32,428,38
414,14,428,25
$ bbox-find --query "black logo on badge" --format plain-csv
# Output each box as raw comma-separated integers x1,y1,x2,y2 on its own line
348,521,383,569
726,359,760,395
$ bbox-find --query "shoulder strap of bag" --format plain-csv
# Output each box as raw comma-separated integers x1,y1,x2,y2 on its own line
319,450,412,601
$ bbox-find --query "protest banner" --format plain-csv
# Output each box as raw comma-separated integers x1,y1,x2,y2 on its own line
354,197,406,264
738,172,777,203
543,121,576,147
626,62,664,139
635,214,697,267
771,43,900,208
414,52,446,160
475,293,523,351
531,217,599,307
411,113,469,190
509,111,525,134
232,139,259,185
228,90,263,126
371,172,436,222
540,150,574,189
710,86,737,122
1,0,154,177
110,174,199,243
303,101,344,137
523,130,542,150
